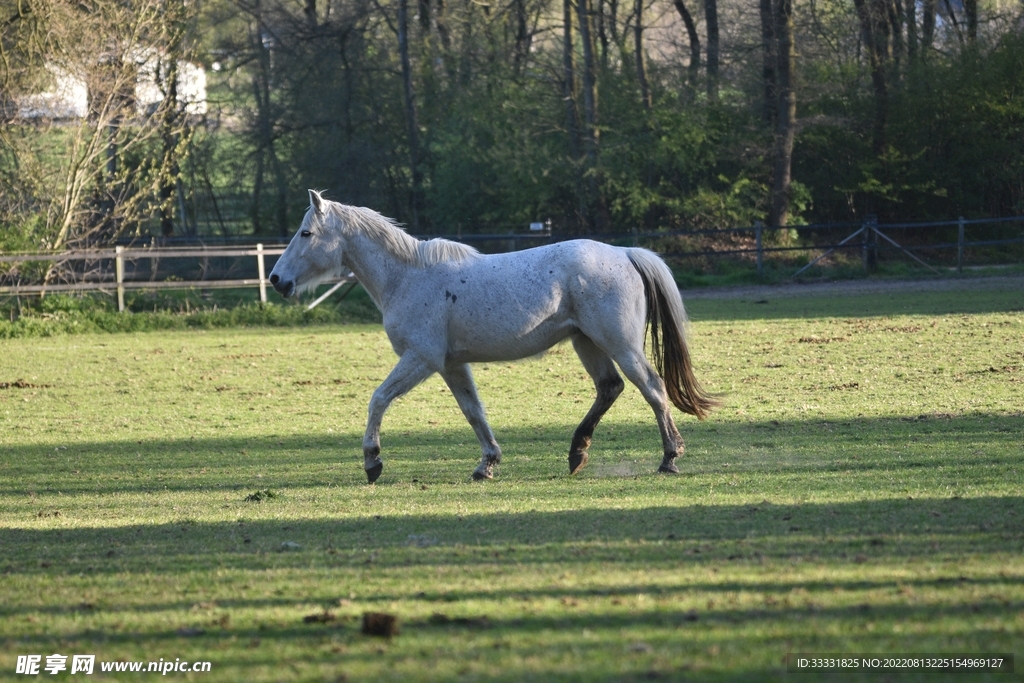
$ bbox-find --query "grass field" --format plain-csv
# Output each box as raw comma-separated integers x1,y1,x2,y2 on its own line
1,280,1022,681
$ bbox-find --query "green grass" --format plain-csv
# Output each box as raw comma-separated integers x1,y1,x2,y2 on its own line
0,285,382,338
1,283,1022,681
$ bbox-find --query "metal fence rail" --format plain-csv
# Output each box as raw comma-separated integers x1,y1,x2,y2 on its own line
2,215,1022,310
491,215,1023,278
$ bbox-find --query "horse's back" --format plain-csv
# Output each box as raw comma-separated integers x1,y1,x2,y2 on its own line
469,239,635,282
425,240,647,364
456,239,640,308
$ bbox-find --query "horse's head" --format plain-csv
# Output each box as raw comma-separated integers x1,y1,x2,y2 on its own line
269,190,345,298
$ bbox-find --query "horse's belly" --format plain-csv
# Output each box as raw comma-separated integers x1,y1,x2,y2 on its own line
446,309,576,363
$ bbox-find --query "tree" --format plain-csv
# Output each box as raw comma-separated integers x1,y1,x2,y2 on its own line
7,0,1022,256
759,0,776,124
156,0,193,238
853,0,892,158
576,0,601,228
396,0,425,230
1,0,197,252
671,0,700,97
633,0,651,111
704,0,720,101
563,0,584,226
768,0,795,228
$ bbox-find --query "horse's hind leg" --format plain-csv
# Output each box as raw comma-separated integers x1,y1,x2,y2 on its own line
363,353,435,483
612,350,684,474
568,334,625,474
441,363,503,480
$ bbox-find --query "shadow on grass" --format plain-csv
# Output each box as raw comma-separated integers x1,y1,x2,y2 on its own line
2,417,1021,599
2,492,1021,581
6,600,1017,656
1,412,1020,495
2,536,1015,679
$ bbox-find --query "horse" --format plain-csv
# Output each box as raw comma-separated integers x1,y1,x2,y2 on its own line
269,191,719,483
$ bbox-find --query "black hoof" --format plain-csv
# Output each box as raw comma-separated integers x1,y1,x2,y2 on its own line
569,451,589,475
366,462,383,483
658,461,680,474
471,469,493,481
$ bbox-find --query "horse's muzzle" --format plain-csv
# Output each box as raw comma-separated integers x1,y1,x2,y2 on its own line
269,273,294,298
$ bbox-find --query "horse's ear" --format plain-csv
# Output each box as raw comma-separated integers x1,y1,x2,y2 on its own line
309,189,325,216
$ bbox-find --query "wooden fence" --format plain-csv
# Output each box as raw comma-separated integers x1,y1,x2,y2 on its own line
1,215,1021,311
0,244,356,311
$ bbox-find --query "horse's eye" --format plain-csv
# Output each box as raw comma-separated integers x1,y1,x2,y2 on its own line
301,230,312,237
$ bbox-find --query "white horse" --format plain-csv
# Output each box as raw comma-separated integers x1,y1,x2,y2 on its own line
270,191,718,483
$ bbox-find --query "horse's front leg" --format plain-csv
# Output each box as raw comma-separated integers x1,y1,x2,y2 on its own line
441,363,502,480
363,353,435,483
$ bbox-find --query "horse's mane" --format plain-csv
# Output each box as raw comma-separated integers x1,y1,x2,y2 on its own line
327,202,480,267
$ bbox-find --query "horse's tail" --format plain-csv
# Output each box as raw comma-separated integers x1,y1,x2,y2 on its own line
627,248,721,420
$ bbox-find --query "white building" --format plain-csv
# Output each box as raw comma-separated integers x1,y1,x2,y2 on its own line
16,54,206,120
134,52,207,117
16,65,89,119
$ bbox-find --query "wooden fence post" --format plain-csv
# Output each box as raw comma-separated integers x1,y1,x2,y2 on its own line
957,216,965,274
862,214,878,272
115,246,125,312
754,221,764,278
256,243,267,303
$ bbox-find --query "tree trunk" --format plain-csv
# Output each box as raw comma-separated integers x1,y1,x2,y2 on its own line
853,0,889,157
434,0,452,52
634,0,652,111
513,0,529,76
251,13,289,237
563,0,585,228
607,0,619,46
704,0,719,102
338,28,355,143
397,0,424,231
964,0,977,43
159,56,181,237
769,0,795,228
759,0,776,124
671,0,700,97
597,0,609,67
886,0,902,73
418,0,430,31
563,0,580,158
270,143,288,236
921,0,936,52
251,124,264,235
158,0,190,239
905,0,917,61
577,0,601,229
251,14,271,234
577,0,599,166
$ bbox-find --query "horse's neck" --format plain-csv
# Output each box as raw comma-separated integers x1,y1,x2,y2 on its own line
340,230,410,310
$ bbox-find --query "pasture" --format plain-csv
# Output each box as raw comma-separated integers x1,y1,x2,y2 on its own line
1,280,1022,681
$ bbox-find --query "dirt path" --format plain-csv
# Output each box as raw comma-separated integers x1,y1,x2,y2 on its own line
682,273,1024,300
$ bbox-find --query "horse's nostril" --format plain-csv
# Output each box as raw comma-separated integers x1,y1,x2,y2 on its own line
269,274,280,284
